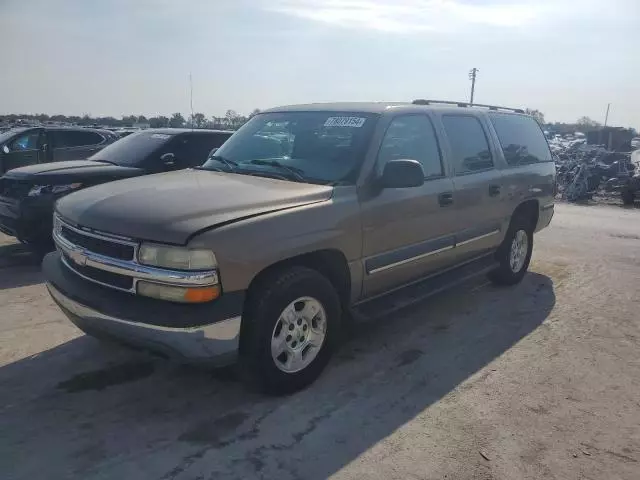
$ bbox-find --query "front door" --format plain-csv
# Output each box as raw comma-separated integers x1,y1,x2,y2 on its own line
360,114,457,298
439,114,505,261
0,129,45,173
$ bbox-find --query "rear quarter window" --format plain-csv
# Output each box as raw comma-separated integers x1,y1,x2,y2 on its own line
489,113,552,166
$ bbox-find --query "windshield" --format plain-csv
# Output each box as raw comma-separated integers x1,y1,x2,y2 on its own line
201,112,378,184
88,131,174,166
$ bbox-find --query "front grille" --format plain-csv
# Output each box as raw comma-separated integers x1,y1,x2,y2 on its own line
0,178,31,199
62,252,134,290
60,225,135,261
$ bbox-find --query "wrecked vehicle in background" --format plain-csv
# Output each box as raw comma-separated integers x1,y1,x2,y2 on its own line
620,150,640,205
551,138,638,204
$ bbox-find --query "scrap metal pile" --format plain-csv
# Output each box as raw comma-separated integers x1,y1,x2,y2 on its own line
550,136,638,204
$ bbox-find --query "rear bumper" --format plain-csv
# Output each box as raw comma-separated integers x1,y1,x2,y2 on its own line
536,202,554,232
43,252,244,366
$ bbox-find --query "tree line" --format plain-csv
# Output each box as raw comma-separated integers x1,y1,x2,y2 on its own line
0,109,261,130
523,109,632,134
2,108,630,135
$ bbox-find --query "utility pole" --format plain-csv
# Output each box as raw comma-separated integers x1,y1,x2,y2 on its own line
468,68,478,105
604,103,610,127
189,73,194,130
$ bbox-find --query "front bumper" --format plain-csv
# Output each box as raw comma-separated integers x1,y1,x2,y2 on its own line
43,252,244,366
0,195,54,242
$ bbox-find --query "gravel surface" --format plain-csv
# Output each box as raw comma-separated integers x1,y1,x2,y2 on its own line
1,203,640,480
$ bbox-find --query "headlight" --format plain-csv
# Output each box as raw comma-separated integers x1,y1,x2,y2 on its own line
138,243,217,270
28,183,82,197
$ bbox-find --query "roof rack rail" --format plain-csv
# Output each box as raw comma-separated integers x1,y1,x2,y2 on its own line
411,99,524,114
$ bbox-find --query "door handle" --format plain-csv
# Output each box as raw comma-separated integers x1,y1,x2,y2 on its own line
438,192,454,207
489,185,501,197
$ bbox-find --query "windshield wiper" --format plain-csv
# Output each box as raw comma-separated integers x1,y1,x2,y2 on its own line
248,159,305,181
205,154,239,171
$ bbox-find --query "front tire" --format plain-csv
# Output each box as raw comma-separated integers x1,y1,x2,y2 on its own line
240,266,341,395
489,216,533,286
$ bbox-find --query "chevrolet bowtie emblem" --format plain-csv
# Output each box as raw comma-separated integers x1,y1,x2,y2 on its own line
68,249,87,267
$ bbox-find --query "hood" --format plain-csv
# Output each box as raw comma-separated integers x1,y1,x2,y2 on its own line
56,169,333,244
4,160,143,183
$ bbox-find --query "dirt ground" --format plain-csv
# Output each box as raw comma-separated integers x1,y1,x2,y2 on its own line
1,203,640,480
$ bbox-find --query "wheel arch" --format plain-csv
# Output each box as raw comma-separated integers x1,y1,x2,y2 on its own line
240,249,352,349
510,199,539,231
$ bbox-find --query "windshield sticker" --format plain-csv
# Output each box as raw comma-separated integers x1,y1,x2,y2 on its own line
324,117,366,128
150,134,171,139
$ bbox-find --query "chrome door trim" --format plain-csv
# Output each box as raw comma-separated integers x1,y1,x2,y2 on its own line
368,245,454,274
455,229,500,247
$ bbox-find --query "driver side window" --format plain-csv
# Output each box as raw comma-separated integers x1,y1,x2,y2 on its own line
9,131,41,152
377,115,443,178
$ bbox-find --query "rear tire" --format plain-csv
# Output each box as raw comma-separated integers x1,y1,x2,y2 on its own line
488,215,533,286
240,266,341,395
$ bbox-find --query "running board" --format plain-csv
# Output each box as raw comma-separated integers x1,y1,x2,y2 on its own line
352,254,499,321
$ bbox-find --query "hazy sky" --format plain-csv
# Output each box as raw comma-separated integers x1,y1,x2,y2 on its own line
2,0,639,128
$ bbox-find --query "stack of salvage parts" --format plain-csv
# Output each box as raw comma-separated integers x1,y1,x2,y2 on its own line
551,137,640,205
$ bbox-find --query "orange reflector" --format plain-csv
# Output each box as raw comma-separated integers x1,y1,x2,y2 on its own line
184,285,221,303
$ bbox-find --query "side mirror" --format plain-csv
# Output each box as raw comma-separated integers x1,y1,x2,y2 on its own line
161,152,176,167
2,145,8,154
380,159,425,188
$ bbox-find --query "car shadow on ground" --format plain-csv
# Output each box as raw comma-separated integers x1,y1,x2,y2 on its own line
0,272,555,480
0,242,44,289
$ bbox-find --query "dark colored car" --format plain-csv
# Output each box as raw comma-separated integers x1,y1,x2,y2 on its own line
0,128,232,249
114,129,138,138
0,126,117,174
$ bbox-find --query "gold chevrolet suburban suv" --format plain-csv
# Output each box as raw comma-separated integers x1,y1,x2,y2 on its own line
43,100,555,394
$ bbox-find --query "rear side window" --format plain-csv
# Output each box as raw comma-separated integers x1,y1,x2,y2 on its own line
53,130,104,148
188,133,230,163
442,115,494,174
378,115,443,178
489,113,552,165
168,134,231,168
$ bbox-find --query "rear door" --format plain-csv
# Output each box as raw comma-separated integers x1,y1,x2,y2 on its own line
360,114,457,297
438,114,505,260
0,128,45,173
50,130,106,162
